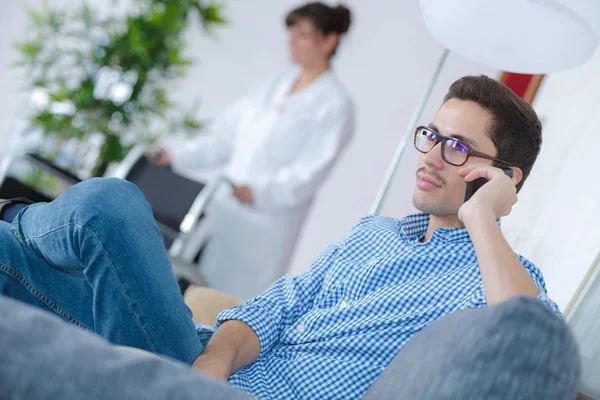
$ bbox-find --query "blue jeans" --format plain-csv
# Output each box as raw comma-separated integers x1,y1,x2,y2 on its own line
0,178,202,364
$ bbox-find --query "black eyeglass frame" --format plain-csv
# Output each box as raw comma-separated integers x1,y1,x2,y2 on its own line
413,126,515,168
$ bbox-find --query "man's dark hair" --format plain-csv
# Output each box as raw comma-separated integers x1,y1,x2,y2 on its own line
444,75,542,192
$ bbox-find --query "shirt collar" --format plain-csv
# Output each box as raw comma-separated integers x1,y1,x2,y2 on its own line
397,213,501,244
397,213,430,240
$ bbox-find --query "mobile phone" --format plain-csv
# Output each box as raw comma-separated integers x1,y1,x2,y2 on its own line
464,168,514,202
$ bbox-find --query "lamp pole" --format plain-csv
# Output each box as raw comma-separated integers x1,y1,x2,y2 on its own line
369,48,450,215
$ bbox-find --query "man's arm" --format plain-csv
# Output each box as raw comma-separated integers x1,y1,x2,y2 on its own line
462,210,538,305
192,241,344,380
192,321,260,381
459,164,539,306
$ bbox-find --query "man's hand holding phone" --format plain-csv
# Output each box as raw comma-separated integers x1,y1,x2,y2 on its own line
458,164,518,225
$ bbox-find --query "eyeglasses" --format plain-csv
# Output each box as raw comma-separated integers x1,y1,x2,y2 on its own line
413,126,514,167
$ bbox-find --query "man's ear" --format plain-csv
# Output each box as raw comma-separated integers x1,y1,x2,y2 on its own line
510,167,523,186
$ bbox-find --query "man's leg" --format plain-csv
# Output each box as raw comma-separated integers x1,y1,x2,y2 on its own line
0,178,202,364
0,295,252,400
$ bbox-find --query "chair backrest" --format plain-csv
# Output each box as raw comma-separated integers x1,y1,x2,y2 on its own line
111,145,213,255
122,156,205,236
0,176,54,203
0,154,80,203
25,153,82,185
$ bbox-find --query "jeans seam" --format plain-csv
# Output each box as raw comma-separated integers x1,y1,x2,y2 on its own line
78,223,160,355
12,219,84,265
15,221,82,240
20,223,86,270
11,219,24,243
0,262,89,330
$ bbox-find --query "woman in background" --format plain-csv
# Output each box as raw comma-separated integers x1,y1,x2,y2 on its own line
150,2,355,299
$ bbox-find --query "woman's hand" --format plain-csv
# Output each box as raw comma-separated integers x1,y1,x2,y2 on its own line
146,147,172,166
232,185,254,205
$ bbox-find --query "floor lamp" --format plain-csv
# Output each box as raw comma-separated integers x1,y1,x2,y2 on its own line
369,0,599,215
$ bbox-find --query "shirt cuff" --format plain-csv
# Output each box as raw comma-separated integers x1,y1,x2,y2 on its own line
194,323,215,349
216,304,280,355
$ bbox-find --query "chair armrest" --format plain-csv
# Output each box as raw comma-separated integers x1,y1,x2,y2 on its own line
168,176,232,259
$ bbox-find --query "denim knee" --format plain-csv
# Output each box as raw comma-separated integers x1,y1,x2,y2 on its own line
67,178,152,226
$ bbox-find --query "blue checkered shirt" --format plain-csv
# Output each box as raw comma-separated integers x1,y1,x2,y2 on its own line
208,214,560,399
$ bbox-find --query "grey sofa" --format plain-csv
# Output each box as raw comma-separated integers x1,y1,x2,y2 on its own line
0,295,580,399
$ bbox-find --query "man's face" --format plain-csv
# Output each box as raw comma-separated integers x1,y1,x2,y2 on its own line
413,98,497,217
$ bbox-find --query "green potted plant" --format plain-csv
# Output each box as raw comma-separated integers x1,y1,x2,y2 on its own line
14,0,226,177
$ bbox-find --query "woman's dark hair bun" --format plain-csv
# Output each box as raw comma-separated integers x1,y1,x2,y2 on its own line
286,2,352,36
330,5,351,34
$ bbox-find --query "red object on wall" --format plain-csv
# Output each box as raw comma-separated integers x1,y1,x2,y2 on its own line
499,72,545,104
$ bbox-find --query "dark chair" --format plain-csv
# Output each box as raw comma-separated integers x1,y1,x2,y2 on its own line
115,154,205,249
0,153,81,203
0,177,53,203
111,145,229,262
25,153,82,185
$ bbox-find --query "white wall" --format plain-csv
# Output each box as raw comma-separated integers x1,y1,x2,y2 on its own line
0,1,35,158
502,48,600,310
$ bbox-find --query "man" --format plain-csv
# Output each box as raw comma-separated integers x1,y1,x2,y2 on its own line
0,75,561,399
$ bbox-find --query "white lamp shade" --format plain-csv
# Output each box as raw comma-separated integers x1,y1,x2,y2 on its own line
420,0,600,74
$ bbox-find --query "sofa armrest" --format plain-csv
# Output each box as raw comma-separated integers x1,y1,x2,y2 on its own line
184,286,243,326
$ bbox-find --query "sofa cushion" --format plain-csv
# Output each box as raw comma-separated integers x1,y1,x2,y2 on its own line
364,296,580,400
